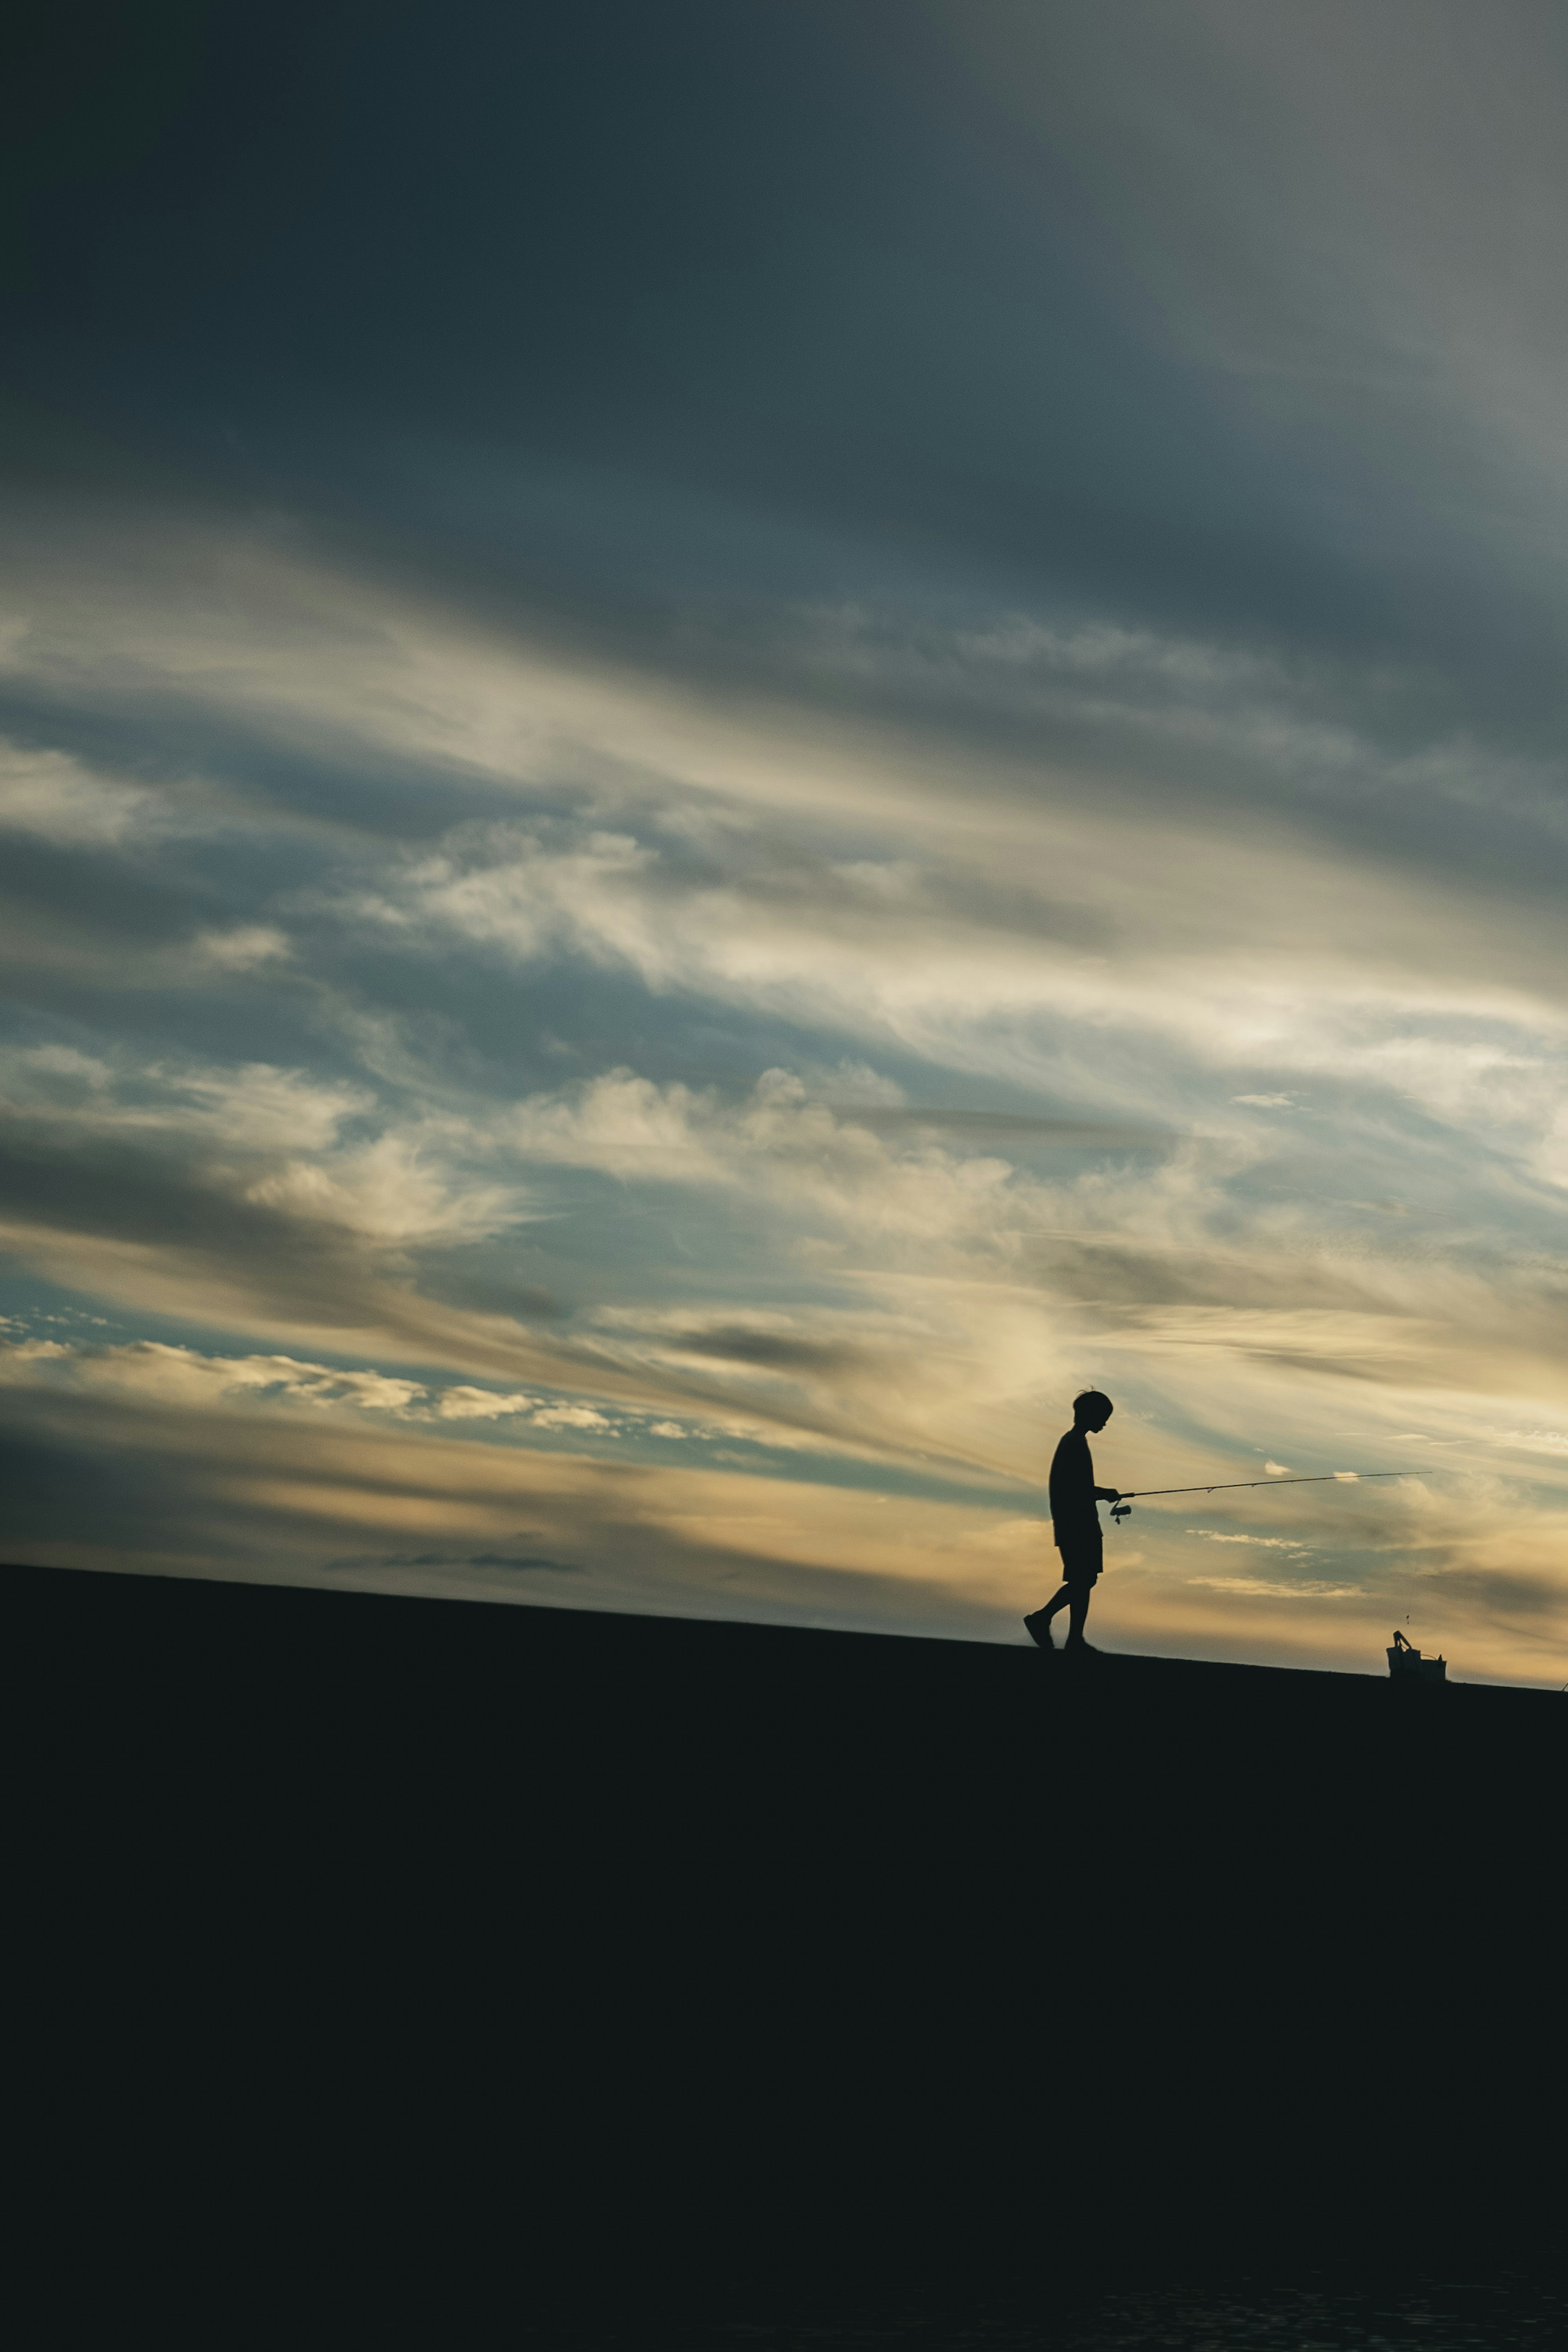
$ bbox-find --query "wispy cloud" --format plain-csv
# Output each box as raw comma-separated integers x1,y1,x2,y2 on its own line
1185,1577,1364,1602
4,5,1568,1683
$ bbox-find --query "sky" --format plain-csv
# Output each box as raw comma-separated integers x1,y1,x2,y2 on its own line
4,1,1568,1685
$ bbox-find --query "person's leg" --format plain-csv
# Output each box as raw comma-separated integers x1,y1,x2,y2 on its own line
1064,1583,1091,1645
1024,1581,1072,1648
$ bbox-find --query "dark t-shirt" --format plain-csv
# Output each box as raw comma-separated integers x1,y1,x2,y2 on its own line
1049,1427,1101,1551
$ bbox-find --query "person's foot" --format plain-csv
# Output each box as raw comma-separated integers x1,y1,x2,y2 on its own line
1063,1638,1100,1656
1023,1611,1056,1652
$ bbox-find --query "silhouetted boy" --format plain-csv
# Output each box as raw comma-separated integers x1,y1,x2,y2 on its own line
1025,1389,1120,1654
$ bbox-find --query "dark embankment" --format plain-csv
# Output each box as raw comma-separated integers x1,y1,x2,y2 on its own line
8,1563,1561,2336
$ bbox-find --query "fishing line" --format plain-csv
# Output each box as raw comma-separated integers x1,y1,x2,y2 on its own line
1109,1470,1411,1522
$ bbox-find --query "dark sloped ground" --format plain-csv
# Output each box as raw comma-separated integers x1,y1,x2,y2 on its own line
7,1565,1561,2343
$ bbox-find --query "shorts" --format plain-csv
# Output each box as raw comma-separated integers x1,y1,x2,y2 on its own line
1054,1532,1103,1587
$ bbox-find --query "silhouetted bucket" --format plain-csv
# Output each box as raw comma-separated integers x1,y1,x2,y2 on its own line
1388,1634,1446,1685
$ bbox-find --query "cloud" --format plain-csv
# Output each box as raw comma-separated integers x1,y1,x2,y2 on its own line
0,740,156,845
1185,1577,1363,1601
3,1337,427,1417
195,926,292,971
330,1551,577,1574
7,8,1568,1685
497,1069,1075,1290
3,1320,1559,1676
0,1042,373,1155
837,1107,1169,1145
0,1038,533,1356
1185,1531,1310,1553
433,1386,538,1420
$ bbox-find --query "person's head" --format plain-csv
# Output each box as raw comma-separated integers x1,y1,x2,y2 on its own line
1072,1388,1114,1433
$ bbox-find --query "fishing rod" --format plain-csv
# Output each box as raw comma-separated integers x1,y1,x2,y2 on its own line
1109,1470,1410,1523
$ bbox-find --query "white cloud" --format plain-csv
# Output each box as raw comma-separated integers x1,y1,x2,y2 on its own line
1185,1531,1309,1553
0,741,154,844
22,1046,111,1087
0,1338,72,1380
530,1402,611,1431
0,1045,526,1250
434,1386,538,1420
1185,1576,1363,1600
245,1127,521,1245
53,1341,428,1416
195,926,292,971
0,1046,371,1152
5,526,1568,1677
0,1335,617,1436
503,1066,1035,1252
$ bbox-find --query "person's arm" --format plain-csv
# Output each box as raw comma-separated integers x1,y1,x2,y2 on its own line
1094,1485,1121,1502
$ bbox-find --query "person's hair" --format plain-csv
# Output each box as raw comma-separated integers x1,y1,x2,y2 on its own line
1073,1388,1113,1415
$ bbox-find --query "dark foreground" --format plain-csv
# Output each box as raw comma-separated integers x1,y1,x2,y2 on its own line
8,1566,1562,2343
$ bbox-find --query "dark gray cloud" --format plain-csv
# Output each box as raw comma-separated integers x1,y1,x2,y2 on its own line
15,0,1561,698
658,1327,868,1378
416,1263,564,1323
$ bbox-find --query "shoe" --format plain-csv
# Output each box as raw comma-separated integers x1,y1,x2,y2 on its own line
1023,1612,1056,1652
1062,1638,1100,1656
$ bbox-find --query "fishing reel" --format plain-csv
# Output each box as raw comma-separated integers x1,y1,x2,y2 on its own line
1111,1500,1132,1524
